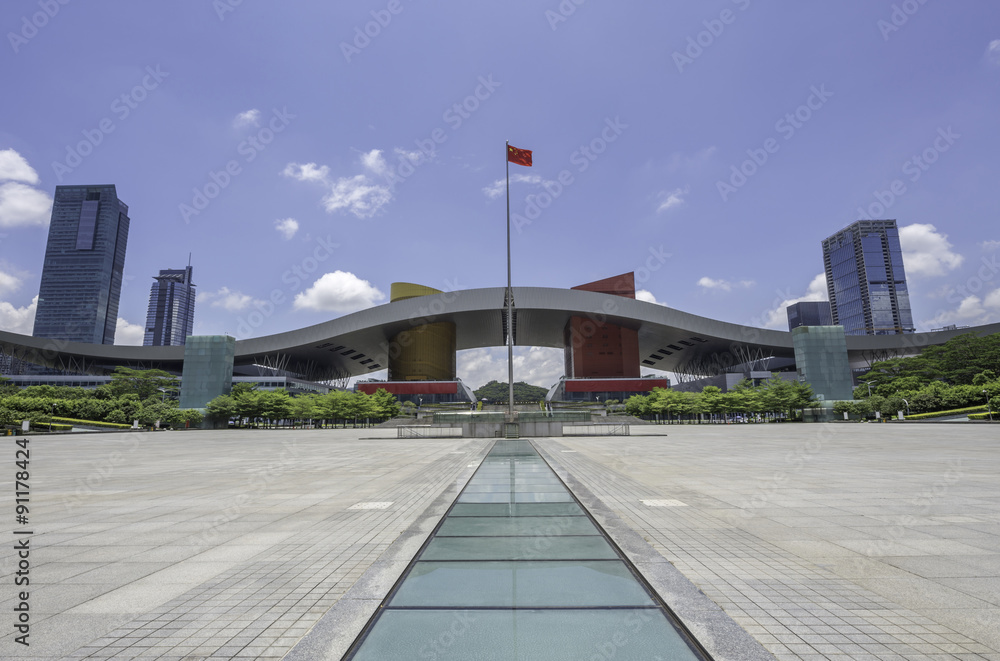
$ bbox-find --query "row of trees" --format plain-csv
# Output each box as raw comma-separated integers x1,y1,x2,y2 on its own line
204,384,400,428
0,368,203,429
623,377,816,423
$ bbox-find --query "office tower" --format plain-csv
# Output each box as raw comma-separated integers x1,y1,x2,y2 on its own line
143,265,196,346
821,219,914,336
786,300,833,331
32,185,130,344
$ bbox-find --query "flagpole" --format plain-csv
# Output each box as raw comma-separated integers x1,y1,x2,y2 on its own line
505,141,514,418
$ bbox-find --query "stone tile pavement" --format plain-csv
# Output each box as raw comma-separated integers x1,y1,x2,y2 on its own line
2,424,997,660
538,423,1000,660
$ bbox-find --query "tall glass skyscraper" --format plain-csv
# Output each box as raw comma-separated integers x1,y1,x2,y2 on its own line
822,219,914,336
143,266,196,346
32,185,130,344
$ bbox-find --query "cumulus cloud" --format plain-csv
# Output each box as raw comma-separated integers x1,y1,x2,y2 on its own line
757,273,828,329
697,277,754,292
636,289,668,306
275,217,299,240
0,295,37,335
293,271,385,312
282,162,330,182
482,173,543,200
114,317,146,346
656,186,689,213
980,239,1000,252
0,149,52,228
197,287,263,312
922,288,1000,328
283,149,394,218
457,346,565,391
899,223,963,277
986,39,1000,66
0,149,40,184
232,109,261,129
0,267,22,295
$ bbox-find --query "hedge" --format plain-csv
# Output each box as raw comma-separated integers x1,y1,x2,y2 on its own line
969,411,997,421
50,416,134,429
904,405,987,420
30,422,72,432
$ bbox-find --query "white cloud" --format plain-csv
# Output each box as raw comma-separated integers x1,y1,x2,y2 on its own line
457,346,565,391
232,109,261,129
282,162,330,183
757,273,828,329
0,296,37,334
0,267,22,294
0,149,40,184
275,217,299,240
322,175,392,218
636,289,668,306
980,239,1000,251
283,151,394,218
922,288,1000,329
656,186,689,213
0,181,52,228
114,317,145,346
697,277,754,292
899,223,963,277
197,286,263,312
482,173,543,200
986,39,1000,66
293,271,385,312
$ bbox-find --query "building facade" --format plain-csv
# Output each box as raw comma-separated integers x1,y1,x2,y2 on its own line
144,266,196,346
786,300,833,331
821,220,914,336
32,185,130,344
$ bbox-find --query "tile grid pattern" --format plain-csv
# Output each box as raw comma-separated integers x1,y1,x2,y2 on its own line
540,433,999,661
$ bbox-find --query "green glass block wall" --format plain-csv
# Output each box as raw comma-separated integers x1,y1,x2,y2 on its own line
792,325,854,401
179,335,236,409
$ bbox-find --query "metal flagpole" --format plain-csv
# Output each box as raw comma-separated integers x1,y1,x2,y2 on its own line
505,141,514,418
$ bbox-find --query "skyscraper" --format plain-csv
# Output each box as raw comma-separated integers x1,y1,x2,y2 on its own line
32,185,130,344
786,301,833,331
143,265,196,346
821,219,914,336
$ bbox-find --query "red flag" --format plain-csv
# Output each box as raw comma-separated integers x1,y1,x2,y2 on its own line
507,145,532,167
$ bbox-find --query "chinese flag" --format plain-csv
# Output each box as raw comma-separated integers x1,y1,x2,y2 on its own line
507,145,532,167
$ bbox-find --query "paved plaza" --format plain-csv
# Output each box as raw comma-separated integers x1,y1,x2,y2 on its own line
0,423,997,660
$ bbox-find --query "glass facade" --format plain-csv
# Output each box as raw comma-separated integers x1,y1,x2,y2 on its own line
144,266,196,346
821,220,914,335
178,335,236,410
791,325,855,401
786,301,833,330
32,185,130,344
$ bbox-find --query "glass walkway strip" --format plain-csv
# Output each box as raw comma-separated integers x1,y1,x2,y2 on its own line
342,440,711,660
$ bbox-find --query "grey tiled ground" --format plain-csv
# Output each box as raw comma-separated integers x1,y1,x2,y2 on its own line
0,430,489,660
2,424,998,660
538,424,1000,661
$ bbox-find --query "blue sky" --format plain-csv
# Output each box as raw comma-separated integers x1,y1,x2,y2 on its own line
2,1,999,388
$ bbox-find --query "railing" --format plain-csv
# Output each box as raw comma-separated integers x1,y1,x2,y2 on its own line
397,425,463,438
563,423,630,436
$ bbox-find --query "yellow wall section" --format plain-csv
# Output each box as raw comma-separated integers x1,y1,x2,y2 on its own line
387,283,456,381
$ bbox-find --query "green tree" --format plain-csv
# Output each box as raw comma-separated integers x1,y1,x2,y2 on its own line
206,394,237,424
107,367,180,401
369,388,401,419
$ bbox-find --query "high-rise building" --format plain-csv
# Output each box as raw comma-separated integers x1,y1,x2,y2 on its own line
821,219,914,336
143,266,196,346
32,185,130,344
786,300,833,331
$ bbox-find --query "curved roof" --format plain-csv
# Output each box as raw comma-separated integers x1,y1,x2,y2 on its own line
3,286,999,379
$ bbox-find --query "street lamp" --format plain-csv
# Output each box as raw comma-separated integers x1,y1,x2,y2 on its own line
984,390,993,422
863,380,875,397
901,398,909,415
